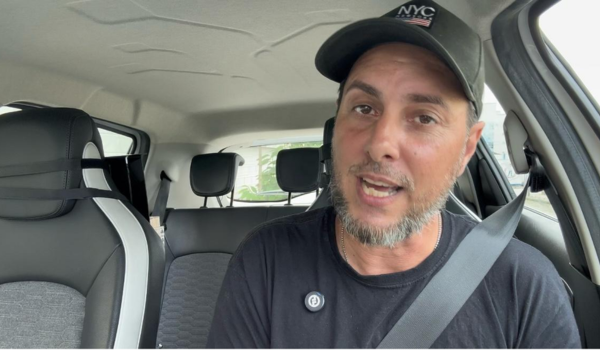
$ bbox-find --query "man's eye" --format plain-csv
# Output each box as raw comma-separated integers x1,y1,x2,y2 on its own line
416,115,437,125
353,105,374,115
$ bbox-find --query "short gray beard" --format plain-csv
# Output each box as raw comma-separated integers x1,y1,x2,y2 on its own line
330,149,465,249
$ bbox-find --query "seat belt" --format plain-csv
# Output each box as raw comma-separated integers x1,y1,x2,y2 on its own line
0,186,129,202
0,158,107,178
150,171,171,241
151,171,171,225
377,153,544,349
0,158,128,202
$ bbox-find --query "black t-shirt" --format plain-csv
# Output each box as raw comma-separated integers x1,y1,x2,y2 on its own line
207,207,580,348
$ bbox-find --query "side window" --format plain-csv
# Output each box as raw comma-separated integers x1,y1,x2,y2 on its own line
227,140,322,206
0,106,21,115
0,105,135,157
540,0,600,105
482,0,600,220
98,128,134,157
480,86,557,218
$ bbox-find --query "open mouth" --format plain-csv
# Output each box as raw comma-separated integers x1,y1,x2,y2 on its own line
360,177,402,198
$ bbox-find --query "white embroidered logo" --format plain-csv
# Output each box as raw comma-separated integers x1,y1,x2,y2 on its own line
395,4,437,28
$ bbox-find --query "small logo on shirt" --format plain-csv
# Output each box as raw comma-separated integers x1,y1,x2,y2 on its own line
395,3,437,28
308,295,321,308
305,291,325,312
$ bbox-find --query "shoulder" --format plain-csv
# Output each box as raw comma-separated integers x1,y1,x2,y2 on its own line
445,209,565,295
230,207,331,266
244,206,330,243
485,236,569,312
488,236,577,346
498,238,560,280
444,210,479,232
444,209,559,280
261,206,330,229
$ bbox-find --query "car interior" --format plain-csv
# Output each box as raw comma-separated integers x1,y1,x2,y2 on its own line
1,0,600,348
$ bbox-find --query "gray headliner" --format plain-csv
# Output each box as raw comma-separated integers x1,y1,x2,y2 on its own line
0,0,513,145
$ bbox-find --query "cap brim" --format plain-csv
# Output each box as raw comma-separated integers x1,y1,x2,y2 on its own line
315,17,476,105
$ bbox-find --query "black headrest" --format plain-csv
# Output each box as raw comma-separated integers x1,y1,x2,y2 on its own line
323,117,336,145
308,117,336,211
190,153,245,197
276,148,320,193
318,117,336,188
0,108,104,220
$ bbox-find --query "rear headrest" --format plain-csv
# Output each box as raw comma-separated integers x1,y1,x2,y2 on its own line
190,153,244,197
276,148,320,193
307,117,335,211
323,117,335,145
318,117,336,188
0,108,104,220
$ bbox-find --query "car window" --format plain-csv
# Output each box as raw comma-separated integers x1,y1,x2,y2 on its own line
0,106,20,116
227,140,322,206
98,128,134,157
0,105,135,157
480,86,557,218
539,0,600,105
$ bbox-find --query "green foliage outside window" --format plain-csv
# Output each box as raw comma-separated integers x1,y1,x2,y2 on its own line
238,142,322,201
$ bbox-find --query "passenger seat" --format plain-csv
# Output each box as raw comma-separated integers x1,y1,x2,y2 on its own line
156,150,320,348
0,108,165,348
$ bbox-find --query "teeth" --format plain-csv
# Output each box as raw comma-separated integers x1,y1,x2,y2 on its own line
361,181,397,197
362,177,394,187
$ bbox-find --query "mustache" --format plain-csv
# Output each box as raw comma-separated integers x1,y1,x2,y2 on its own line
347,161,415,192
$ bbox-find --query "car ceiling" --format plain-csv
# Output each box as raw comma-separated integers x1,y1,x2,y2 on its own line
0,0,514,144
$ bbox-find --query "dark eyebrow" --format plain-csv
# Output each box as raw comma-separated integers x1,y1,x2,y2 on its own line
344,80,382,100
343,82,449,111
406,93,449,111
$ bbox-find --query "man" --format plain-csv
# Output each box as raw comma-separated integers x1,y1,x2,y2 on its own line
207,0,580,347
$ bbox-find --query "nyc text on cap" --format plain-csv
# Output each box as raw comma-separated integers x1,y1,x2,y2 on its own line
315,0,484,116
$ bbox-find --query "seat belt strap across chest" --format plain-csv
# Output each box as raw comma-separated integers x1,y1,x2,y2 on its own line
377,177,531,349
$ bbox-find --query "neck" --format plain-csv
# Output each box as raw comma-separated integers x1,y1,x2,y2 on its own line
336,213,441,275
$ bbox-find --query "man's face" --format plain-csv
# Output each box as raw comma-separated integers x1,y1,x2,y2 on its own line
331,43,484,247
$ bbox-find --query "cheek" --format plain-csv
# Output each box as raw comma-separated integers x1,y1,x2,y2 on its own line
408,140,463,188
333,127,368,190
334,125,368,167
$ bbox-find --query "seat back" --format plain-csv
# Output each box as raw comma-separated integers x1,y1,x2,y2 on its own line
157,151,312,348
0,108,165,348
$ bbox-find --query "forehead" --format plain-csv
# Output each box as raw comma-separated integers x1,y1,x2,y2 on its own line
346,43,464,99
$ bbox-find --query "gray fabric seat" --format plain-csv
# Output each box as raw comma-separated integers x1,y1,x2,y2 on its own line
0,108,165,348
157,151,319,348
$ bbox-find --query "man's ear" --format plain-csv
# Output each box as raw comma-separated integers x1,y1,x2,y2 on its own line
460,121,485,174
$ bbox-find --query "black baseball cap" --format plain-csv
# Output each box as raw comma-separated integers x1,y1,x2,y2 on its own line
315,0,484,117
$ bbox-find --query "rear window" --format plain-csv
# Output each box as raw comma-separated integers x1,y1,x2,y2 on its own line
0,105,135,157
227,140,322,206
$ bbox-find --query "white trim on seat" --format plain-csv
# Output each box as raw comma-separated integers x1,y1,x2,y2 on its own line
82,142,149,349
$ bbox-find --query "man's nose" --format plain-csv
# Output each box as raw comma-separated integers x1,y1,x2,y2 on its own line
365,113,402,163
